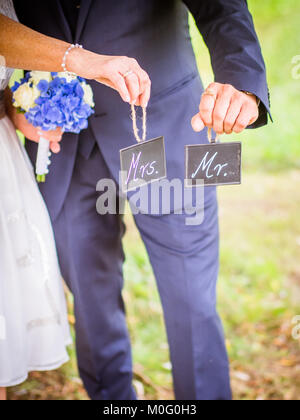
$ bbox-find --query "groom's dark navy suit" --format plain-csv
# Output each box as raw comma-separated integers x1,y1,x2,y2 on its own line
14,0,270,400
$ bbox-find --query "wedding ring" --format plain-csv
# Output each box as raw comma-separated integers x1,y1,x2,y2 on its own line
123,70,134,78
202,89,217,101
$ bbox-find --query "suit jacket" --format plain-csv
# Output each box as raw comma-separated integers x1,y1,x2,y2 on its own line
13,0,270,220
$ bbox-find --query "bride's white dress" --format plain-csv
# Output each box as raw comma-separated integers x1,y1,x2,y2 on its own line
0,0,71,387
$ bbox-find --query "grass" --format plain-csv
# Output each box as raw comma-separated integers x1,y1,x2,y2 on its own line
8,0,300,400
123,172,300,400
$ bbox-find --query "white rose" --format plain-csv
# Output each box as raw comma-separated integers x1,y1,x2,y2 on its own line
57,71,78,83
13,83,40,112
82,82,95,108
29,71,52,85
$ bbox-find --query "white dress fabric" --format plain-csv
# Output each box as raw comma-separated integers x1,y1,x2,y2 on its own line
0,0,72,387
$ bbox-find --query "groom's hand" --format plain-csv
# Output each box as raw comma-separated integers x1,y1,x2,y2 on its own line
191,83,259,135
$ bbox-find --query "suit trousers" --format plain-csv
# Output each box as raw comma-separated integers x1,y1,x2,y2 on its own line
53,143,231,400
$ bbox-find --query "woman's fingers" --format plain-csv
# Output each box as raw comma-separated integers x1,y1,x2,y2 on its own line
129,64,151,107
38,128,63,153
50,141,61,153
38,129,62,141
96,56,151,106
73,52,152,106
113,67,151,106
120,58,151,106
139,82,151,108
124,72,140,104
108,73,131,103
137,70,151,108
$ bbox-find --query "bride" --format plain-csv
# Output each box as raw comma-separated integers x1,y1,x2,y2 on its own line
0,0,150,400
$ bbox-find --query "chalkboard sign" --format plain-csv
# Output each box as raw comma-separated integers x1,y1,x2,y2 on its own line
120,136,167,193
185,142,242,187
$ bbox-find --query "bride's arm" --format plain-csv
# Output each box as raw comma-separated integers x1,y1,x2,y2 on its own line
0,14,151,107
1,13,151,152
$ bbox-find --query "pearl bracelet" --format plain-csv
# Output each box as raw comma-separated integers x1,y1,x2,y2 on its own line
61,43,83,74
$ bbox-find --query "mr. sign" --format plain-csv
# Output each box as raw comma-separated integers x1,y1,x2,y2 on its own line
185,142,242,187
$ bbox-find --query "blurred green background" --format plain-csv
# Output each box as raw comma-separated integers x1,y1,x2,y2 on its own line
9,0,300,400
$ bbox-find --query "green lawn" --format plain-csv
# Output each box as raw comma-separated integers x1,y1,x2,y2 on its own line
124,171,300,400
9,0,300,400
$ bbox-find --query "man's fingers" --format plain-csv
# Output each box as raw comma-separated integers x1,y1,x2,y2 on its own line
197,83,259,135
191,114,205,132
232,105,252,133
223,98,243,134
212,85,234,134
199,83,220,128
248,106,259,125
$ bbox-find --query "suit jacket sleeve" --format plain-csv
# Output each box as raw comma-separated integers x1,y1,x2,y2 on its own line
183,0,271,128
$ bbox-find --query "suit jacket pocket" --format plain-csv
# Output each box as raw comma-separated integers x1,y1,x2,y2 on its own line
150,72,198,105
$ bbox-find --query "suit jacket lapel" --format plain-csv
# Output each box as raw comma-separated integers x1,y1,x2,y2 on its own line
55,0,73,43
75,0,93,42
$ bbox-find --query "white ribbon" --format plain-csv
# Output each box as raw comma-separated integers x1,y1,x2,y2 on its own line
35,136,50,176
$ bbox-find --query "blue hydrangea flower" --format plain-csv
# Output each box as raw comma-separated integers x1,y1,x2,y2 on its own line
37,80,49,93
18,71,95,134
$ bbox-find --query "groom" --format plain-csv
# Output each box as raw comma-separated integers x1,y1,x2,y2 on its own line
14,0,270,400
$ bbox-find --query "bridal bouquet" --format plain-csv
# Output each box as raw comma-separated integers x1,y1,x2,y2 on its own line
11,71,95,182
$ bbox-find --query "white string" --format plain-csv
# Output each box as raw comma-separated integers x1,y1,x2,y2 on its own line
207,128,220,143
131,106,217,144
131,104,147,143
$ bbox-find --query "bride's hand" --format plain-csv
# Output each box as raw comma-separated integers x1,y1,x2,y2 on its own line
68,50,151,107
11,111,63,153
